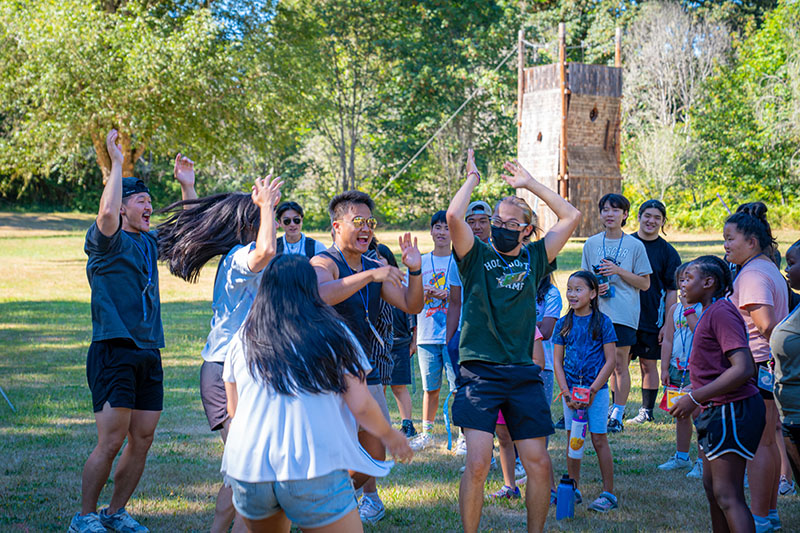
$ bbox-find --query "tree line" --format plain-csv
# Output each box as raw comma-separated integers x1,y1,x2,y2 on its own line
0,0,796,229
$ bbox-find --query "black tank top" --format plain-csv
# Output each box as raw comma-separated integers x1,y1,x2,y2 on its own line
318,249,383,382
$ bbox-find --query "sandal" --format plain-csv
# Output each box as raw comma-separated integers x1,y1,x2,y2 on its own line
588,491,618,513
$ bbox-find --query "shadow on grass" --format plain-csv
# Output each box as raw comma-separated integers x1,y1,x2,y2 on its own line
0,213,93,233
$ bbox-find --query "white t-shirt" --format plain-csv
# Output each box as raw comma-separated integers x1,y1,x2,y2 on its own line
221,327,393,483
581,232,652,329
282,233,327,256
536,284,563,371
416,252,461,345
201,244,262,363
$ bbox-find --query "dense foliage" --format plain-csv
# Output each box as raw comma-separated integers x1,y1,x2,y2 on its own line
0,0,797,229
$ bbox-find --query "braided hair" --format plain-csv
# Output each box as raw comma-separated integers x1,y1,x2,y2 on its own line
690,255,733,300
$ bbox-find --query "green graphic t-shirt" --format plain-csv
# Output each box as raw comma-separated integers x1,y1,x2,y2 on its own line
456,236,555,365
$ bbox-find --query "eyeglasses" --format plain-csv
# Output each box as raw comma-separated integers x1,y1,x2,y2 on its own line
349,216,378,230
282,217,302,225
490,217,528,231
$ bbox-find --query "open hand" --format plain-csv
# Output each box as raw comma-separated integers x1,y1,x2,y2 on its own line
399,233,421,271
251,174,283,209
383,428,414,463
173,153,195,187
106,129,124,165
501,159,535,189
466,148,479,181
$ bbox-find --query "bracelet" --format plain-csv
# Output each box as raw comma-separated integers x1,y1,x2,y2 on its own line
467,170,481,183
408,269,422,276
688,391,703,407
683,308,697,317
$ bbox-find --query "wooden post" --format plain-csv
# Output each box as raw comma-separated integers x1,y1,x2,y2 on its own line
558,22,568,200
517,29,525,157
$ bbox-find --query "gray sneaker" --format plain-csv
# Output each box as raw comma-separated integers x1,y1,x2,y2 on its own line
658,453,692,471
686,459,703,479
98,508,149,533
69,513,107,533
359,494,385,524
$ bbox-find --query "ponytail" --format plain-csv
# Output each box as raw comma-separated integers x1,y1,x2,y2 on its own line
725,202,777,255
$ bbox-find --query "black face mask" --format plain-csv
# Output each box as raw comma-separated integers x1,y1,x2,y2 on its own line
491,226,521,253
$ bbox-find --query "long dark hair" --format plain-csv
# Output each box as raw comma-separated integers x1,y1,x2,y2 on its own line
725,202,777,257
690,255,734,300
559,271,604,341
242,254,366,395
537,274,553,305
156,193,258,282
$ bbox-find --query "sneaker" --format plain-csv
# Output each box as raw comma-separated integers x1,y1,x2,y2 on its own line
574,488,583,505
753,516,774,533
686,459,703,479
98,508,148,532
779,475,796,496
69,513,107,533
514,458,526,479
588,492,618,513
658,453,692,471
628,407,654,425
555,416,565,430
489,485,521,499
401,420,417,438
359,495,385,524
454,435,467,456
409,432,434,451
607,418,624,433
769,512,782,531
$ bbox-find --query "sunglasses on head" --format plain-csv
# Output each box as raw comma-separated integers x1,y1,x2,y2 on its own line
349,216,378,230
282,217,302,225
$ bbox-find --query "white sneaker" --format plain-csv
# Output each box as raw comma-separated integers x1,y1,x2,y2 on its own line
658,453,692,471
779,475,796,496
454,436,467,456
359,494,385,524
410,432,434,451
514,458,526,479
686,459,703,479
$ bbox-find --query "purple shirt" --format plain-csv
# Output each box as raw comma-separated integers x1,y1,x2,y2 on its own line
689,298,758,405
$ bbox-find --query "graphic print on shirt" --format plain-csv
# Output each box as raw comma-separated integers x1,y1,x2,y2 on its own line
587,244,630,266
424,270,449,325
483,255,529,291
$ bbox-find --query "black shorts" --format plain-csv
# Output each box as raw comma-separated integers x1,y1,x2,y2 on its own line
452,361,554,441
630,329,661,360
613,324,637,348
390,343,412,386
695,393,765,461
756,360,774,400
86,339,163,413
200,361,229,431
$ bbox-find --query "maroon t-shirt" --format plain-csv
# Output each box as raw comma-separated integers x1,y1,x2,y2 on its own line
689,298,759,405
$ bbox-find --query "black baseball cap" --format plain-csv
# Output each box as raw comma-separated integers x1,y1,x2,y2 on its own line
122,177,150,198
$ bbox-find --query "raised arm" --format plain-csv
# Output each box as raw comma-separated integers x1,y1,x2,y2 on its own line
173,153,198,204
446,149,480,259
96,129,124,237
247,176,283,274
500,160,581,263
446,285,462,343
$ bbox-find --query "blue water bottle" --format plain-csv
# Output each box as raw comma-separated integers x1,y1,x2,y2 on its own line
555,474,575,520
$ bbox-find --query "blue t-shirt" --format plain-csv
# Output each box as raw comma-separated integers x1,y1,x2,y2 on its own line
553,312,617,389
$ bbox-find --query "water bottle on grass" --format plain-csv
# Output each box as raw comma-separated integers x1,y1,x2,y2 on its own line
555,474,576,520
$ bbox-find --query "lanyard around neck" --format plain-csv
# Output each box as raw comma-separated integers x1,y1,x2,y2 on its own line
429,253,452,288
490,241,530,279
334,244,369,321
124,232,153,321
602,232,624,264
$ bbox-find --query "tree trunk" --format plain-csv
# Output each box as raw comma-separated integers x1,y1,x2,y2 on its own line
93,128,146,184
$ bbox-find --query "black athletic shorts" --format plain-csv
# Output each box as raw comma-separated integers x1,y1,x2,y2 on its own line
200,361,229,431
755,360,775,401
389,343,412,386
452,360,554,441
630,330,661,360
613,324,637,348
86,339,163,412
695,393,765,461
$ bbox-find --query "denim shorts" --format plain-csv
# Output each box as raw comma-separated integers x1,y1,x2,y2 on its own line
562,386,610,435
418,343,456,392
228,469,357,528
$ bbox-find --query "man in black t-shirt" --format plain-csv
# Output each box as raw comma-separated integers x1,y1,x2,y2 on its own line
71,130,197,533
629,200,681,424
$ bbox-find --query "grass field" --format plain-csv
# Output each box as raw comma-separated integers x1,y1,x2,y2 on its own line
0,212,797,532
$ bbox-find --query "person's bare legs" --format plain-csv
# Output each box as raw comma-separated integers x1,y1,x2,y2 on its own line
591,433,614,494
459,429,494,533
703,454,754,533
777,420,793,481
81,403,132,515
390,385,412,421
749,400,779,517
613,346,632,407
303,509,363,533
422,388,441,425
211,422,247,533
357,430,385,494
516,437,552,533
677,416,694,454
241,509,291,533
565,430,582,487
107,409,160,513
496,424,517,488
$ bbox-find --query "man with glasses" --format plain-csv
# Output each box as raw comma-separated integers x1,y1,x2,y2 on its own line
275,201,326,257
311,190,423,524
71,130,197,533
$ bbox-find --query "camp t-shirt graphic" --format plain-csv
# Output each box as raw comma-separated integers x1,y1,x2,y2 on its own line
416,252,461,344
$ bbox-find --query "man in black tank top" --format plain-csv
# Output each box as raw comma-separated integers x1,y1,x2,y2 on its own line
311,190,423,524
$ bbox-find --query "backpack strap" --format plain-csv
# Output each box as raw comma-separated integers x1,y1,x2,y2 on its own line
305,237,317,258
276,236,285,255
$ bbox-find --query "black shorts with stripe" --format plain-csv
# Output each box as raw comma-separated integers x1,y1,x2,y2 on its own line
694,393,765,461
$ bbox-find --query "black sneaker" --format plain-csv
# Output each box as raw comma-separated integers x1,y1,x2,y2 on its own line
401,420,417,438
555,416,565,430
607,418,624,433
